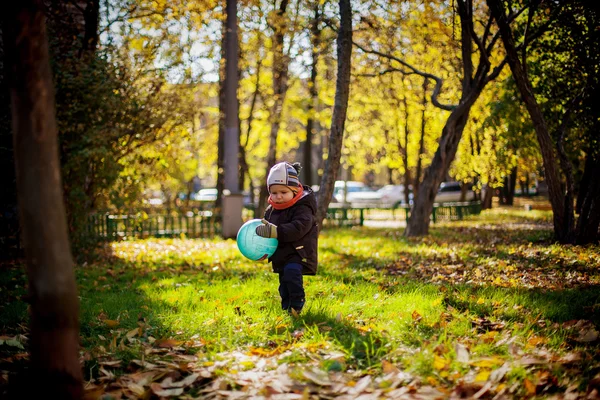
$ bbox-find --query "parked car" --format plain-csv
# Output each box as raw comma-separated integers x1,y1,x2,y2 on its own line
347,188,382,207
434,181,476,203
377,184,413,208
144,190,165,206
333,181,372,203
191,188,218,202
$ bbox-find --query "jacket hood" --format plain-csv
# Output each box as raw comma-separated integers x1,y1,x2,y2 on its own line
297,185,317,214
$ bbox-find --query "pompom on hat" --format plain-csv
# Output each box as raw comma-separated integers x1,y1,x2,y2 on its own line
267,162,302,193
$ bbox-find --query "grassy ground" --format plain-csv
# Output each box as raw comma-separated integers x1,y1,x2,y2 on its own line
1,203,599,399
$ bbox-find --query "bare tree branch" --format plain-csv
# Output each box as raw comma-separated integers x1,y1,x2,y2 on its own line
352,41,456,111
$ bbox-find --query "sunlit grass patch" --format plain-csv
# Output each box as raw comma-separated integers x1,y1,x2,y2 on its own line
1,204,599,397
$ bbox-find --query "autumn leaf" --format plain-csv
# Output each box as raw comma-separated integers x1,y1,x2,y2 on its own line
411,310,422,322
454,343,470,363
155,338,182,348
104,319,119,328
150,382,183,397
382,360,400,374
524,378,537,395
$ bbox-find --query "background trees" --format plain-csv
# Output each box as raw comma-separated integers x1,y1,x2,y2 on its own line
1,0,597,258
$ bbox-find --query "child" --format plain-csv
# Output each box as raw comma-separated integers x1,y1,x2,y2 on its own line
255,161,318,315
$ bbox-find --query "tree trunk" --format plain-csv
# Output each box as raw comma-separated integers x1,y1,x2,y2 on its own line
303,1,320,187
257,0,290,217
486,0,572,242
406,0,498,236
482,184,494,209
0,19,22,260
414,77,428,194
405,100,478,235
3,1,83,397
505,167,517,206
400,86,412,205
216,21,226,212
315,0,352,228
575,152,600,244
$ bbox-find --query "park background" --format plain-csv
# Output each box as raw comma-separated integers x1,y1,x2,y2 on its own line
0,0,599,399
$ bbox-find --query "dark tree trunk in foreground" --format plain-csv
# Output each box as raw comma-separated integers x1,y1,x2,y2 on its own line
315,0,352,228
486,0,573,243
3,1,83,397
0,19,22,260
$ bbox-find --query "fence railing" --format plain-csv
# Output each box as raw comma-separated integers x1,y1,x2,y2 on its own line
87,211,222,241
86,202,481,242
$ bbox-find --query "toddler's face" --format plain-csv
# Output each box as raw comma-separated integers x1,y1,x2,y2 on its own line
269,185,294,203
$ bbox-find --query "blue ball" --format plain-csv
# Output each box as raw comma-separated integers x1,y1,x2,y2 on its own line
236,219,278,261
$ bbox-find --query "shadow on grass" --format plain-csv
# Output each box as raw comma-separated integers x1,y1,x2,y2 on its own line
288,309,390,369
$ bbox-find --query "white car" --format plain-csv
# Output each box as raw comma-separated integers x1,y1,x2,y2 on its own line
434,182,476,203
191,188,218,202
347,189,382,207
333,181,372,203
377,184,413,208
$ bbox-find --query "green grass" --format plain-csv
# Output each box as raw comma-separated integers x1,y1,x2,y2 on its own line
1,205,599,397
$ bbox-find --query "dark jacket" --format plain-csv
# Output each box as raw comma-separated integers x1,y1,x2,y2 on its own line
264,186,318,275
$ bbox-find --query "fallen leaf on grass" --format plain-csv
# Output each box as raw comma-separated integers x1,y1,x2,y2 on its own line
155,338,183,348
520,356,546,366
150,382,183,397
104,319,119,328
131,359,157,369
576,327,599,343
302,368,331,386
455,343,470,363
0,336,24,349
470,357,505,368
99,360,122,368
126,382,146,397
557,352,582,365
348,375,372,394
411,310,422,322
126,327,140,339
160,373,199,388
382,360,399,374
524,378,537,396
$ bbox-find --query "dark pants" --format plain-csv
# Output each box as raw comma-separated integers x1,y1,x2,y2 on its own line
278,263,305,312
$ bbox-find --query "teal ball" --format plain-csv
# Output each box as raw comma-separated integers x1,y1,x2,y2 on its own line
236,219,278,261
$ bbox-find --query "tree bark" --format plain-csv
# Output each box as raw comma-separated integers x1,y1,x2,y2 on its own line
0,19,22,260
303,1,321,187
401,90,412,205
239,55,262,196
405,0,497,236
257,0,291,217
414,77,428,194
486,0,571,242
216,20,226,212
575,152,600,244
3,1,83,397
315,0,352,228
504,166,517,206
405,97,481,235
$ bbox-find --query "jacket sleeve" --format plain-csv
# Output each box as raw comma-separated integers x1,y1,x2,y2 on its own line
276,204,314,242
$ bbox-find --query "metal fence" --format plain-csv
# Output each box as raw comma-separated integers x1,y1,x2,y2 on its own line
86,202,482,242
87,211,222,241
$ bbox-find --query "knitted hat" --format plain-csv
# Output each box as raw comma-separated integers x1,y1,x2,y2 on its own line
267,162,302,193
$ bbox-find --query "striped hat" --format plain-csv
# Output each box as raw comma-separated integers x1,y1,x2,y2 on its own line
267,162,302,193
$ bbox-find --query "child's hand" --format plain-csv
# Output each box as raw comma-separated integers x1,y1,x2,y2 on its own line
255,219,278,239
